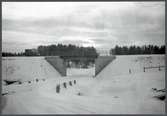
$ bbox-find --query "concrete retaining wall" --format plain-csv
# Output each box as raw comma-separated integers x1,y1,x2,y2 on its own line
45,55,116,77
45,56,66,76
95,56,116,76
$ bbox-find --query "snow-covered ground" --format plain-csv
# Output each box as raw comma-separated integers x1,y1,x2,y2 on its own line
67,67,95,77
2,57,61,82
2,55,165,114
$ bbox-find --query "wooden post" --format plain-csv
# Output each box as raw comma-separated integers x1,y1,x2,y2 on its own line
56,85,60,93
159,65,161,71
19,81,22,84
63,82,67,88
144,67,145,72
74,80,76,84
69,81,72,86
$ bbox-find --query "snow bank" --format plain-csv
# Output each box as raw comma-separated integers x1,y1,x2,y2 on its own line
96,55,165,78
2,57,61,82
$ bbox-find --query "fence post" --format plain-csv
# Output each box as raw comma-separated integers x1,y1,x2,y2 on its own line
74,80,76,84
159,65,161,71
56,84,60,93
36,79,39,82
69,81,72,86
19,81,22,84
144,67,145,72
63,82,67,88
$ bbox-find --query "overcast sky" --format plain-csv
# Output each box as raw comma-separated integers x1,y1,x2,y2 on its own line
2,2,165,53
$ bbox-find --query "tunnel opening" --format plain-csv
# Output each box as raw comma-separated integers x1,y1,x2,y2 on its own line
63,57,96,77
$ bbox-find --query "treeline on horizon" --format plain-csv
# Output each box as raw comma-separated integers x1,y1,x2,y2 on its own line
2,44,166,57
37,44,98,58
2,44,98,58
2,52,25,57
110,45,165,55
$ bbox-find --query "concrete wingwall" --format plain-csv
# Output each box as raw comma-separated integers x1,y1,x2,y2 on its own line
45,56,66,76
45,55,116,77
95,56,116,76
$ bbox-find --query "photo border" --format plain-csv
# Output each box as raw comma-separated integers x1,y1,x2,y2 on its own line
0,0,166,115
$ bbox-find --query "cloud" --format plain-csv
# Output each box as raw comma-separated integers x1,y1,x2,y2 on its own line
2,2,165,52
